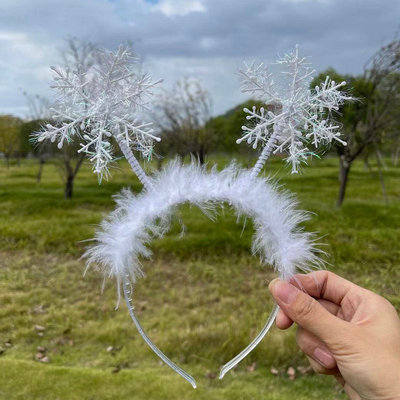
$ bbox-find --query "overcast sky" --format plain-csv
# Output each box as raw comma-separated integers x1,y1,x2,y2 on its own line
0,0,399,117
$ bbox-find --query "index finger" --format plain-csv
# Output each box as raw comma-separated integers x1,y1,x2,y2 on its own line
290,271,360,306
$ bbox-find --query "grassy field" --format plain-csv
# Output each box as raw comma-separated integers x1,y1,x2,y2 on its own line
0,155,399,400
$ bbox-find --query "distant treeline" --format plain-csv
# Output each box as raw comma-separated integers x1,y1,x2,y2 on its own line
0,38,399,206
0,99,265,162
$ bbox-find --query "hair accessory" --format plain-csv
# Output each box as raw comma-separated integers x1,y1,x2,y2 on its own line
36,45,349,388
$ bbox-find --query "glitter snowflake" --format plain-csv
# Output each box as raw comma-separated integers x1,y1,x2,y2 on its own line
237,45,352,174
35,46,161,182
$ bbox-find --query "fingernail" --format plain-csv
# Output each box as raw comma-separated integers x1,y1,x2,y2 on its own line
268,278,279,291
269,280,299,305
313,347,336,369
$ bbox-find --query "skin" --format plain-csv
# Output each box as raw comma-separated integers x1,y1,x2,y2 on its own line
268,271,400,400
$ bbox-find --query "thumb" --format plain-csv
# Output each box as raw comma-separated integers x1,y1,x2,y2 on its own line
269,279,349,347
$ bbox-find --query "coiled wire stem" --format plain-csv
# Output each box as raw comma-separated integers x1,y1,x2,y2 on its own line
116,137,153,190
122,275,197,389
250,131,278,179
219,303,279,379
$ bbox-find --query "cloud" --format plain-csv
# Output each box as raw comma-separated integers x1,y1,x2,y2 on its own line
0,0,399,117
0,29,57,114
151,0,206,17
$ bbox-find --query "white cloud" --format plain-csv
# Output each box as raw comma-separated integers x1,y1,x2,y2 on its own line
146,56,247,115
0,29,57,117
0,0,399,118
152,0,206,17
0,31,48,62
0,31,25,41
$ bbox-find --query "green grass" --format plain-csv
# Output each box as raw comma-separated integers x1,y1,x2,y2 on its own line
0,156,399,399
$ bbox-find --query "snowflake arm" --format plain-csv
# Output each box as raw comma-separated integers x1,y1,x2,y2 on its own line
239,62,277,100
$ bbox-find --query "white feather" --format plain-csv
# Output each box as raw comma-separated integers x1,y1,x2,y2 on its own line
84,160,321,288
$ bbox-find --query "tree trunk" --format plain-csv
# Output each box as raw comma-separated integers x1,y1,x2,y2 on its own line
37,160,45,183
337,156,351,207
65,174,74,199
62,152,85,199
197,146,206,165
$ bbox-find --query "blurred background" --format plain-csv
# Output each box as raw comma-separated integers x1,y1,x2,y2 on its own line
0,1,399,399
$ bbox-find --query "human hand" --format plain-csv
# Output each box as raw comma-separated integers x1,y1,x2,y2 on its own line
268,271,400,400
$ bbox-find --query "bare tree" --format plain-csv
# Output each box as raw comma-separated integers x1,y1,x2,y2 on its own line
57,38,99,198
154,78,213,164
62,144,85,198
335,39,400,206
24,92,51,122
61,37,99,75
23,93,53,181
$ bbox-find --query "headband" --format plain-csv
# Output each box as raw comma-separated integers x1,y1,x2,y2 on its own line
35,45,350,388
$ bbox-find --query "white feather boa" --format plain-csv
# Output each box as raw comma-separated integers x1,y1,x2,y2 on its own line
84,160,320,289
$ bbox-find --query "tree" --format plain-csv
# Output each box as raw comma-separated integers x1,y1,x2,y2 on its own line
60,38,100,198
22,93,53,182
34,38,99,197
154,78,213,164
313,40,400,206
20,119,51,182
0,115,22,167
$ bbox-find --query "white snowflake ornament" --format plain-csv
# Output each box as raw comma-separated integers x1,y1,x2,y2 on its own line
35,46,161,183
238,45,351,174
